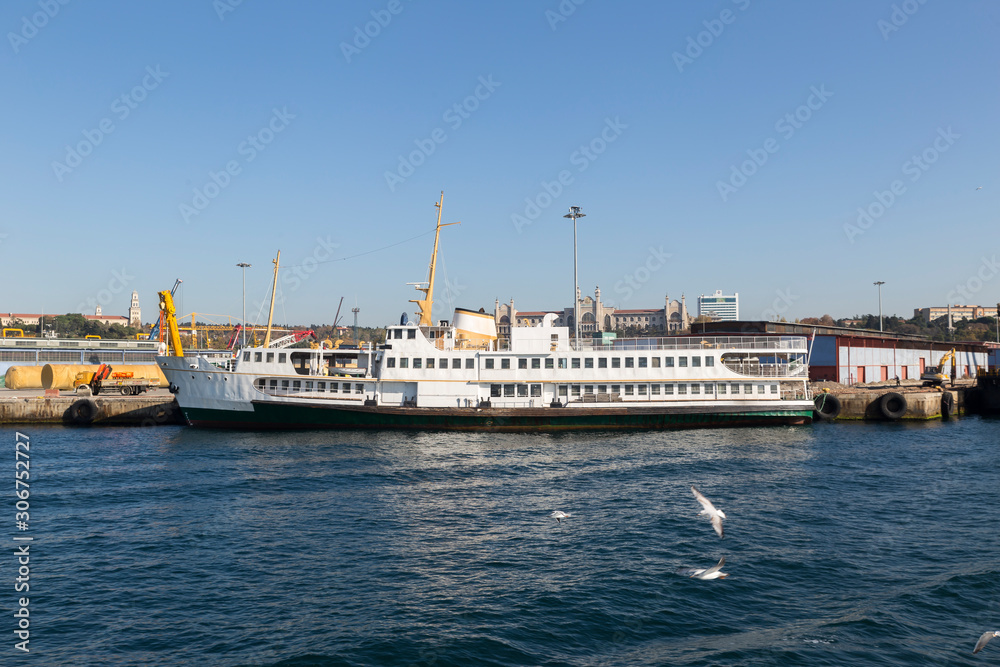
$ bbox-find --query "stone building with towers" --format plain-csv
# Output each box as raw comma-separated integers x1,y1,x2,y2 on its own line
128,290,142,327
494,287,691,338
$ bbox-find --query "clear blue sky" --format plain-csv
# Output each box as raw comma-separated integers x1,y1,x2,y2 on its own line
2,0,998,328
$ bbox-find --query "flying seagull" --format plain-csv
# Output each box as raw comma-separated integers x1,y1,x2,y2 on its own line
550,511,571,522
974,631,999,654
976,186,983,190
676,556,728,580
691,486,726,538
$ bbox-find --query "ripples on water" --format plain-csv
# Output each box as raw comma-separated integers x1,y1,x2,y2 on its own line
5,417,998,666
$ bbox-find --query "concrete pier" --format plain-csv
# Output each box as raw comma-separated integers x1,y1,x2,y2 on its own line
812,383,965,421
0,389,182,426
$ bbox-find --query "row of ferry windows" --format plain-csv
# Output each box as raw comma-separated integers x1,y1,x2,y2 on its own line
386,355,715,370
489,383,778,397
254,378,364,394
245,351,288,363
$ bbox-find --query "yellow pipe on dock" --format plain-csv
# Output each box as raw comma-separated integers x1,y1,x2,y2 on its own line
41,364,169,390
4,366,44,389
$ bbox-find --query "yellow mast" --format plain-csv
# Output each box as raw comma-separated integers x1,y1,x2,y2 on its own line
157,290,184,357
263,250,280,347
410,191,460,326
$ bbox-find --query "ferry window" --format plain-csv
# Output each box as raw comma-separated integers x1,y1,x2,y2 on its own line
571,385,581,398
638,384,647,395
664,384,674,395
705,356,714,367
611,385,621,395
504,384,515,397
356,384,363,394
625,385,634,396
584,385,594,394
387,358,396,368
452,359,461,369
558,358,568,369
413,358,422,369
519,358,528,370
394,329,402,339
279,353,287,364
558,385,568,397
718,384,726,394
465,358,474,369
485,359,494,369
585,358,594,369
255,352,262,362
598,358,607,369
243,352,250,362
330,383,338,393
612,358,621,369
691,384,700,395
678,357,688,367
770,384,778,394
269,379,277,390
757,384,765,394
292,381,301,390
426,358,435,369
254,379,264,390
517,384,528,397
638,357,647,368
530,384,541,397
692,356,701,368
545,358,554,369
625,357,634,368
400,358,409,368
598,384,607,393
664,357,674,367
501,358,510,370
281,380,289,390
651,384,660,395
678,384,687,395
267,352,275,363
408,329,416,339
305,381,313,390
531,358,540,369
731,383,740,394
491,384,501,397
572,358,580,369
651,357,660,368
317,382,326,391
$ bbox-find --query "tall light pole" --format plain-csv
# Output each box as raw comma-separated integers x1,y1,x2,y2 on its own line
237,262,251,347
873,281,885,332
564,206,586,349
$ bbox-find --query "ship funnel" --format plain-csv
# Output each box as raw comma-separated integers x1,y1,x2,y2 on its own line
453,308,497,350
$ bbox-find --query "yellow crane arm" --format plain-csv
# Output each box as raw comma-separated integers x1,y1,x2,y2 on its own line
157,290,184,357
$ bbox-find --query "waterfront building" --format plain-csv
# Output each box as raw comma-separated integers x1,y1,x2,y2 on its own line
129,291,142,328
698,290,739,321
914,305,990,324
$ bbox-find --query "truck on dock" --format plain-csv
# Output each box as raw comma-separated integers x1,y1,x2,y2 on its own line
73,364,159,396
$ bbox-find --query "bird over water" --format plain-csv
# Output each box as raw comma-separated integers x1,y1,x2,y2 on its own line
691,485,726,538
974,631,999,654
676,556,729,580
550,511,571,522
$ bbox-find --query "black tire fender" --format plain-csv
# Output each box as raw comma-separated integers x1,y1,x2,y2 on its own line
813,393,841,420
941,391,955,420
879,392,907,420
69,398,98,425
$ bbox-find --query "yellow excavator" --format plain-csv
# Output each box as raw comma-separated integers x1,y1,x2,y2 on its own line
921,348,956,387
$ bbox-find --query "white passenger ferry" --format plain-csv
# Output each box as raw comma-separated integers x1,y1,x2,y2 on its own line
157,197,813,431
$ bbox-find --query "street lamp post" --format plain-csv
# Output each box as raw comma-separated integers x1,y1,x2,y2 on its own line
873,281,885,332
237,262,251,347
564,206,586,349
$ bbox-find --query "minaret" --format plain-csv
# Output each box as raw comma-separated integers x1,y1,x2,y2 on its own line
128,290,141,327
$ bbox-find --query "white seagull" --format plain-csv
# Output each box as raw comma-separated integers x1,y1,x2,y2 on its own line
691,485,726,538
974,631,999,654
550,511,571,523
676,556,728,580
976,186,983,190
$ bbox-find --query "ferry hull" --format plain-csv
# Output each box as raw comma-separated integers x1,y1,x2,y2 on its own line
180,402,813,431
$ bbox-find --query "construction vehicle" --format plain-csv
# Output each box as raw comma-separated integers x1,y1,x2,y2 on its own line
73,364,159,396
921,348,956,387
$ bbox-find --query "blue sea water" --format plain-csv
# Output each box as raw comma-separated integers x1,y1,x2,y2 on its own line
3,418,998,666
